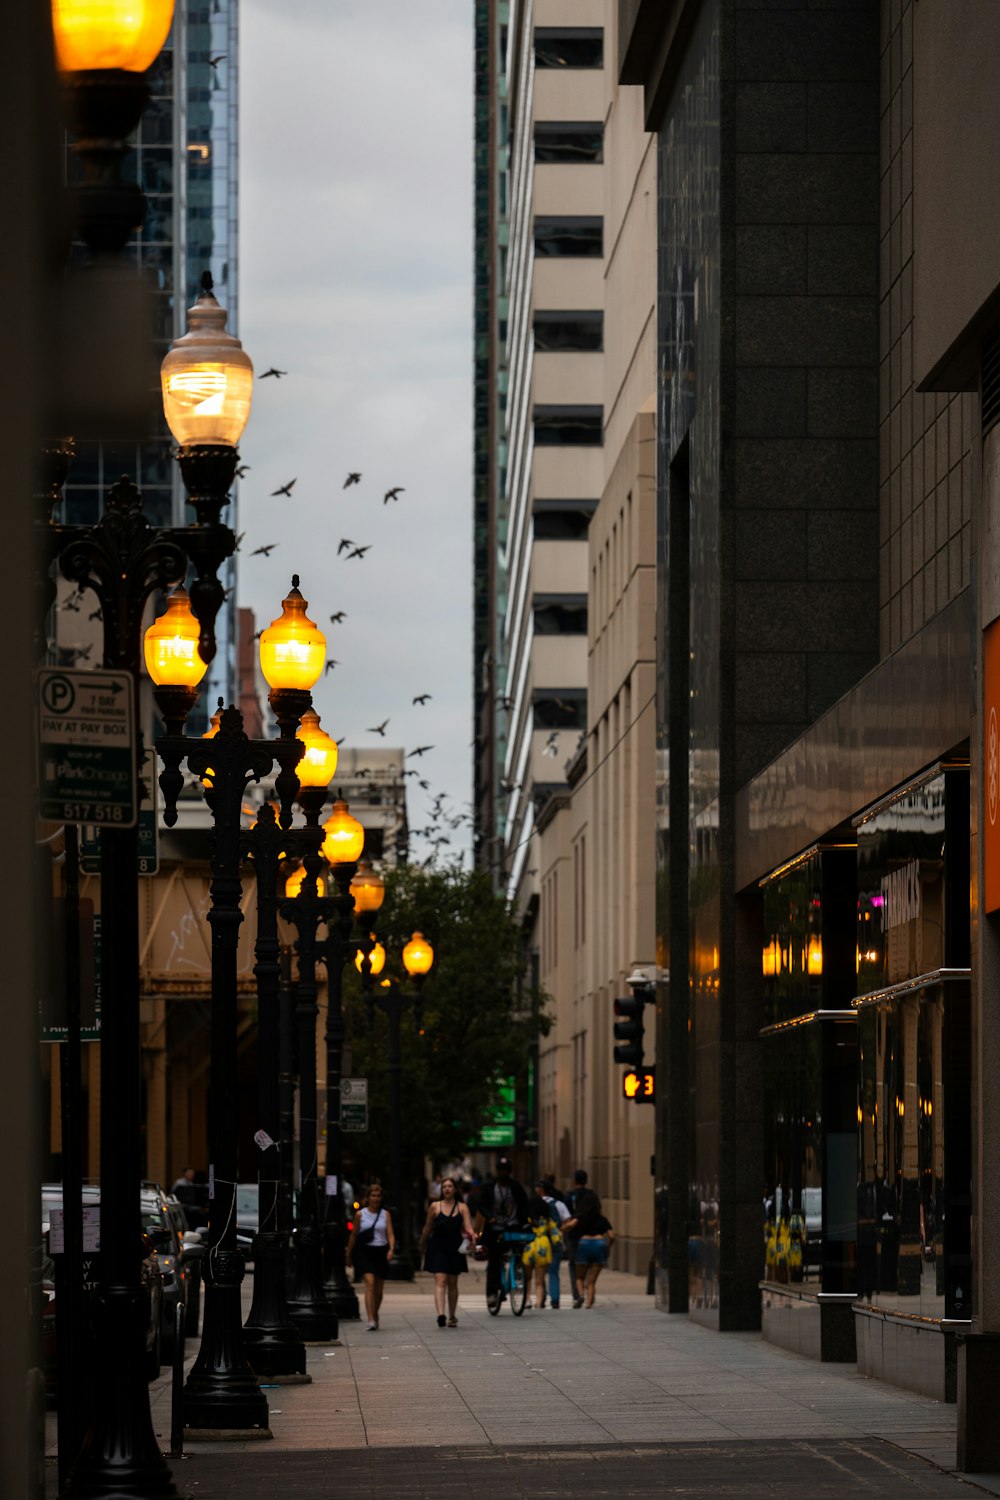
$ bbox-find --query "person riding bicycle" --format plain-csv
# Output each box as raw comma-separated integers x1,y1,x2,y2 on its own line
474,1156,529,1313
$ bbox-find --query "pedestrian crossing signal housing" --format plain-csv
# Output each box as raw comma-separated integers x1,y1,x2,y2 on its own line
613,994,645,1065
623,1067,655,1103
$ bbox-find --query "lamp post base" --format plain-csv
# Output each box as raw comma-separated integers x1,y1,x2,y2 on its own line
323,1263,361,1319
244,1232,310,1378
286,1225,338,1341
183,1251,271,1431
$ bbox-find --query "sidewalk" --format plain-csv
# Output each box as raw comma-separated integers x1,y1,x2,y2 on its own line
48,1267,1000,1497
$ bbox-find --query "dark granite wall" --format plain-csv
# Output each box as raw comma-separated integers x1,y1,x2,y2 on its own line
654,0,882,1328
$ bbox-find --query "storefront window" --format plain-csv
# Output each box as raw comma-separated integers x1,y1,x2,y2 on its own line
854,767,971,1323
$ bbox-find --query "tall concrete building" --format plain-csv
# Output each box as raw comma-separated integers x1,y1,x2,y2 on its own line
475,2,658,1259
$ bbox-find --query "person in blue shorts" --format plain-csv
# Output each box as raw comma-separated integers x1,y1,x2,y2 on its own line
567,1189,615,1307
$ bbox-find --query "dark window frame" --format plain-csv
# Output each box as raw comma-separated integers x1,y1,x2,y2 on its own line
534,215,603,258
534,27,604,69
534,121,604,166
533,405,604,447
533,310,604,353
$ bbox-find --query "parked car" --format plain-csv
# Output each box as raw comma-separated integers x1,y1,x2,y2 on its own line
41,1183,164,1385
141,1182,204,1354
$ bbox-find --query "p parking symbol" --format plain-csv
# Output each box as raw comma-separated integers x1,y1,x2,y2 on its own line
41,675,76,715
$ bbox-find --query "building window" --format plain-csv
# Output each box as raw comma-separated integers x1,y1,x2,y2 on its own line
534,216,603,258
533,693,586,730
534,501,596,541
533,405,603,447
534,121,604,165
534,310,603,353
534,595,588,635
534,27,603,69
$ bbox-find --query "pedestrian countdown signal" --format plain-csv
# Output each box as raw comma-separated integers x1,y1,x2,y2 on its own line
623,1067,655,1103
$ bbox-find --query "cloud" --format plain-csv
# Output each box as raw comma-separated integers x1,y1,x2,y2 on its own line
238,1,475,862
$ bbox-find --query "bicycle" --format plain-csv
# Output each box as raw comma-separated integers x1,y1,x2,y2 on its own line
486,1229,532,1316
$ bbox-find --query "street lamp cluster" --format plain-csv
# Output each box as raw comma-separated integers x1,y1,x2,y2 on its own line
41,2,437,1489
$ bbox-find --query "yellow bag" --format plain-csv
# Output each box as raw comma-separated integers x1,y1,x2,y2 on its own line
523,1232,553,1268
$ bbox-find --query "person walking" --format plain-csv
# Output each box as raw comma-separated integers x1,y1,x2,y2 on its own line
567,1189,615,1308
346,1183,395,1331
418,1176,477,1328
532,1179,570,1308
565,1169,591,1307
474,1156,529,1313
524,1185,566,1309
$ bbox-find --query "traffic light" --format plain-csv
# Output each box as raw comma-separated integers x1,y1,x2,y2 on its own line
613,994,645,1065
623,1067,656,1103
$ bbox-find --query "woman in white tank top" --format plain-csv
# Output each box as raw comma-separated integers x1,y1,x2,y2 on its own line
347,1183,395,1330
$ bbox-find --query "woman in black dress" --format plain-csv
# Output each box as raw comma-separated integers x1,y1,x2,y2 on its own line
419,1177,477,1327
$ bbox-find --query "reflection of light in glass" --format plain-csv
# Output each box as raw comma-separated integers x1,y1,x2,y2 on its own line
807,936,822,975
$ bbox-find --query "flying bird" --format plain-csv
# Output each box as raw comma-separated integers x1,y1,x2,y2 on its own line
208,54,227,68
235,463,251,478
367,719,390,737
335,737,347,746
401,769,419,779
543,730,559,756
260,368,287,379
324,659,340,675
383,486,405,504
88,608,102,622
233,532,245,550
412,693,432,705
355,768,371,779
73,644,94,662
250,544,278,557
348,545,371,560
60,594,81,613
343,472,362,488
329,610,347,623
408,746,433,758
271,479,297,497
337,538,355,556
419,779,430,790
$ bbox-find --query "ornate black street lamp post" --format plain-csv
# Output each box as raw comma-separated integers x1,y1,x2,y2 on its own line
281,797,364,1337
147,577,329,1428
361,934,434,1281
317,859,384,1321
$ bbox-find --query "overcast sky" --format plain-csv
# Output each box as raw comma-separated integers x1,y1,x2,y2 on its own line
238,0,474,864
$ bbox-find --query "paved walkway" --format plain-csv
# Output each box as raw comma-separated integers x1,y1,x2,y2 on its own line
48,1266,1000,1497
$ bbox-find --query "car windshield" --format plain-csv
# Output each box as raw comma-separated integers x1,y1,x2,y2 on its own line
140,1210,173,1252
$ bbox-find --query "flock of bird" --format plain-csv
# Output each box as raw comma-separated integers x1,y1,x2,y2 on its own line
234,368,465,867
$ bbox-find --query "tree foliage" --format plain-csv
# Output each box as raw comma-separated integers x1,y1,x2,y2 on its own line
339,863,548,1186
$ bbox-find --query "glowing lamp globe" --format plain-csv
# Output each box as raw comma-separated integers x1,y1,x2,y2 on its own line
259,577,326,692
350,860,384,915
143,587,208,687
296,708,339,789
355,940,386,977
403,932,434,979
161,276,253,448
285,866,324,900
321,799,365,866
51,0,175,73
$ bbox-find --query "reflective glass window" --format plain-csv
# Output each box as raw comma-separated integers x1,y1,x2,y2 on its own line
533,405,603,446
534,27,603,68
534,216,603,258
533,694,586,730
533,502,595,541
534,311,603,352
534,122,603,165
533,598,587,635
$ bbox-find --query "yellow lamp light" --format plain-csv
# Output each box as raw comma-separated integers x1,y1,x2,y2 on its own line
355,939,386,976
259,576,326,692
161,275,253,448
296,708,339,789
321,799,365,866
285,865,324,900
143,587,209,687
403,931,434,979
51,0,175,73
807,936,823,976
350,860,385,915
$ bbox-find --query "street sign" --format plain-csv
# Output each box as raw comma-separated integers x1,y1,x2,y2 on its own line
49,1205,101,1253
80,807,159,875
623,1066,656,1103
37,668,136,827
340,1076,369,1132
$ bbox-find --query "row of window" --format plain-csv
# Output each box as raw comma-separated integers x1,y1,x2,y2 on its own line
534,122,603,166
535,27,603,70
534,310,603,352
534,500,596,541
534,216,603,258
534,405,603,447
